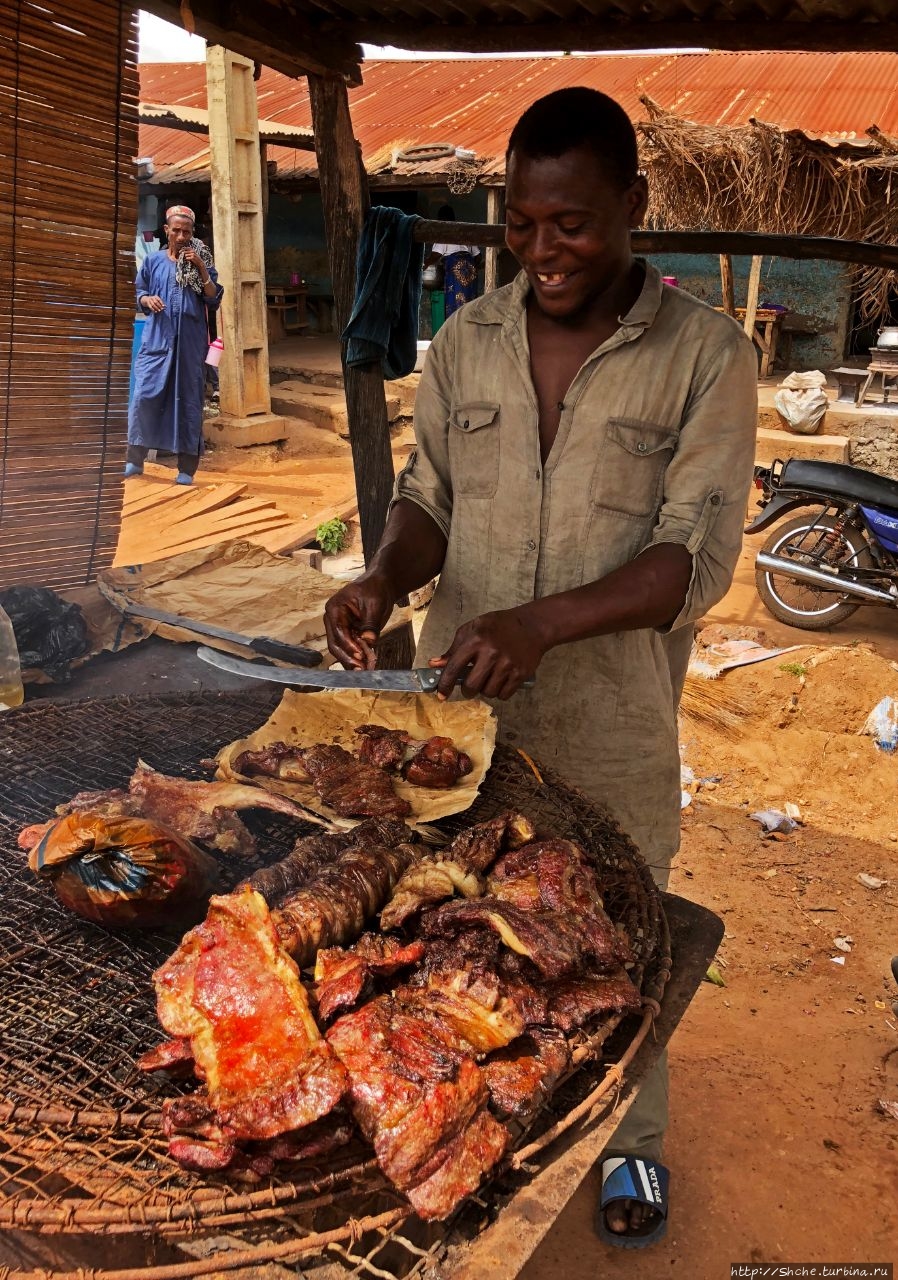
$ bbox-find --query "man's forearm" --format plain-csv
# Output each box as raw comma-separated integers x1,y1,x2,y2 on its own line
368,498,448,599
524,543,693,651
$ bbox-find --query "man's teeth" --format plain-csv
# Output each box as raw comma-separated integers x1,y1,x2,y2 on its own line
537,272,569,283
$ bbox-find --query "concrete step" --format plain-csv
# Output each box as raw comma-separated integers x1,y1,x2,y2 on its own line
270,367,344,391
270,381,401,431
203,413,287,448
755,426,850,468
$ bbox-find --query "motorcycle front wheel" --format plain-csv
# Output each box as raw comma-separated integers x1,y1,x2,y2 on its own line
755,512,871,630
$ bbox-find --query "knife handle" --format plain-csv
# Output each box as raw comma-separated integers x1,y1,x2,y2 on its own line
250,637,323,667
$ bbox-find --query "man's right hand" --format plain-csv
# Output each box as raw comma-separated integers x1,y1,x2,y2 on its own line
142,295,165,313
324,572,396,670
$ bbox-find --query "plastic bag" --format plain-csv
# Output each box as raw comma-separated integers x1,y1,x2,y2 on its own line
0,585,88,680
27,813,220,928
774,370,829,436
861,696,898,752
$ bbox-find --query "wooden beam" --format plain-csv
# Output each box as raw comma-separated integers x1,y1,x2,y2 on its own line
308,72,414,669
484,187,503,296
743,254,763,339
719,253,735,317
412,222,898,270
142,0,362,82
345,19,898,56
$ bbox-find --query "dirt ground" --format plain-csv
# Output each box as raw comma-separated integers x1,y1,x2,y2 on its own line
523,636,898,1277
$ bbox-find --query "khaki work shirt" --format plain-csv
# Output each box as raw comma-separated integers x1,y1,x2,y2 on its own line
396,263,758,870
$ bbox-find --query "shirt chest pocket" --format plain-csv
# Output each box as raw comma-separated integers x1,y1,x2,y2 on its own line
589,418,678,519
448,402,501,497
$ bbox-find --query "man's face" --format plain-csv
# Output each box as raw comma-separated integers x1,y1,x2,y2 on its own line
165,216,194,253
504,145,647,321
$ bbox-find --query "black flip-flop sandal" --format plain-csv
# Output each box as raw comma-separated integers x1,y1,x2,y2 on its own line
596,1155,669,1249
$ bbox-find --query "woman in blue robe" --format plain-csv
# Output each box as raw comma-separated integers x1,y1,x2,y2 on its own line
127,205,224,485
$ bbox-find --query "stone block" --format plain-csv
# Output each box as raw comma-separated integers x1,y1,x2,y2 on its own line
755,426,849,467
203,413,286,448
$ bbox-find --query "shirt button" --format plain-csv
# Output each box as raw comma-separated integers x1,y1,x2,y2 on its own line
463,419,470,430
637,441,647,453
710,493,722,505
535,470,541,481
527,539,536,551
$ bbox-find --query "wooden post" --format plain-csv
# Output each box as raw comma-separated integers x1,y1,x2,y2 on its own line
743,253,763,340
308,72,414,669
719,253,735,317
484,186,503,295
206,45,283,435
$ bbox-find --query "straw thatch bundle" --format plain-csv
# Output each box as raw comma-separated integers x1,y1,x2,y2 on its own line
637,96,898,328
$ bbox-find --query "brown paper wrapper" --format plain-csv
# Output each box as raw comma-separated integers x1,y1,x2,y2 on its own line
216,689,497,828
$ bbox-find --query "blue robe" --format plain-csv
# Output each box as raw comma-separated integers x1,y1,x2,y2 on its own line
128,251,223,456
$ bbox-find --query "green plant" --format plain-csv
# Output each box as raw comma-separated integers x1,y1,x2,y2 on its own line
779,661,807,678
315,517,348,556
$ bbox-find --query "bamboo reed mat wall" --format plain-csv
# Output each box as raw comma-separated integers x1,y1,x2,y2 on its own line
0,0,138,589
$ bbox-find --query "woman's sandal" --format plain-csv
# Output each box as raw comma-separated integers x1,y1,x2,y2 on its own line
596,1155,669,1249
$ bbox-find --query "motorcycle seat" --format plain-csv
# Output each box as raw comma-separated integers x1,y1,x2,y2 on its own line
781,458,898,512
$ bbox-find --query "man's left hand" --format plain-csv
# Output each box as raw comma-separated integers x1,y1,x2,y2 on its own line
431,607,547,701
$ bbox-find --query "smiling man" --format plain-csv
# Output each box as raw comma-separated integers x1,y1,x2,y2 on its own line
324,87,758,1246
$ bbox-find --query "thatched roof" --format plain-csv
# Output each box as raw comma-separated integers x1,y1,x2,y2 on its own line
639,100,898,325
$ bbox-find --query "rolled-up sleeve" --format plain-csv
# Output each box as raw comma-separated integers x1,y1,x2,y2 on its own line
645,326,758,631
392,321,456,538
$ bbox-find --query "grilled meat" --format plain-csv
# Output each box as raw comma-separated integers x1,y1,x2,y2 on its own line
355,725,411,771
314,934,426,1021
232,742,310,782
241,817,412,906
545,971,642,1032
380,812,536,931
421,898,587,981
380,859,484,931
327,993,509,1219
403,737,473,789
441,812,536,872
273,839,419,967
483,1030,570,1118
400,968,524,1056
490,839,633,970
356,725,473,790
137,1036,195,1076
43,761,331,857
154,887,347,1142
300,744,411,819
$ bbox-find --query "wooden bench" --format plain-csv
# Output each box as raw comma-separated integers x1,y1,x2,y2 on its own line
266,287,309,340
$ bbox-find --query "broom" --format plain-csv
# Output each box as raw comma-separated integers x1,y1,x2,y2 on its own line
679,673,748,733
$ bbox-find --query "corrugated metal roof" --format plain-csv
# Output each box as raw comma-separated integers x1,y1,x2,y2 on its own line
138,52,898,186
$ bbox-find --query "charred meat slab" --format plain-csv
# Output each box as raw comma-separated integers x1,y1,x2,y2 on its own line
327,994,509,1220
483,1030,570,1119
153,887,347,1142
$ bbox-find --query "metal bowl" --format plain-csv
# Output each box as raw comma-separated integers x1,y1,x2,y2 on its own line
876,326,898,348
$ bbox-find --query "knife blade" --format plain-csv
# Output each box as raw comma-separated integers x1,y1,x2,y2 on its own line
197,645,443,690
119,603,323,667
196,646,535,693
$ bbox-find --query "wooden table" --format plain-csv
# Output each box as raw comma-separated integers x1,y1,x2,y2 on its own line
266,286,308,339
717,305,784,376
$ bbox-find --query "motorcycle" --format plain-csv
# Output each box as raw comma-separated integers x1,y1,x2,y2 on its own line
746,456,898,629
